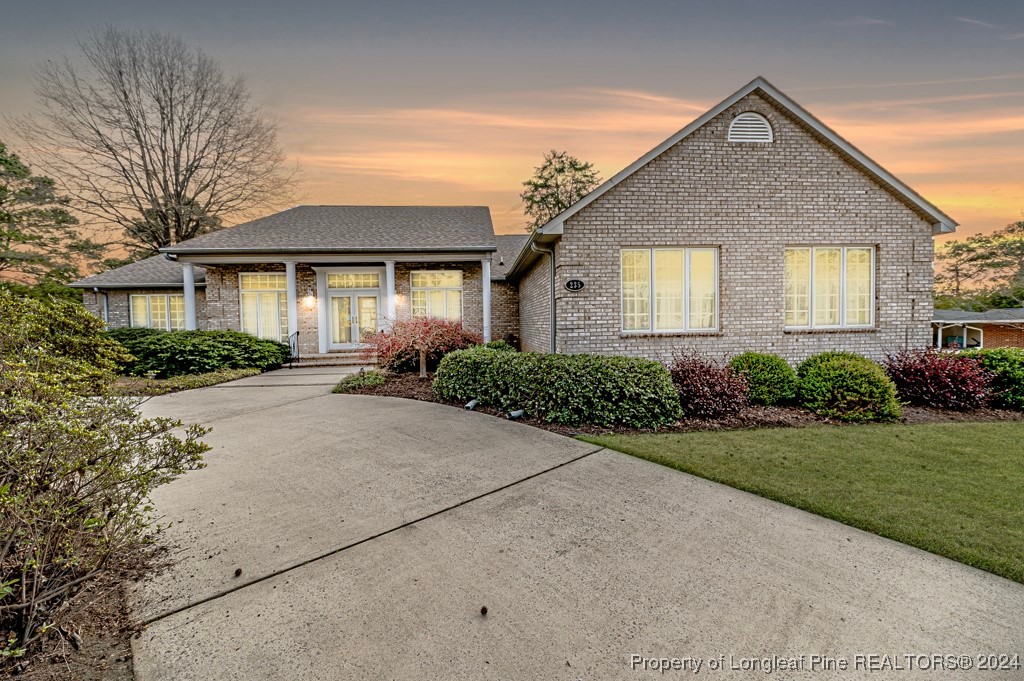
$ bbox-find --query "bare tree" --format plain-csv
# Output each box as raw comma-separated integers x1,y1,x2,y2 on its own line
15,26,295,254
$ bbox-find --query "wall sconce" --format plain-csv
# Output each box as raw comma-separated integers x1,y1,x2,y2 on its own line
302,286,316,309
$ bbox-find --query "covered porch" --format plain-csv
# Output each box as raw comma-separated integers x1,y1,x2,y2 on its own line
174,253,493,356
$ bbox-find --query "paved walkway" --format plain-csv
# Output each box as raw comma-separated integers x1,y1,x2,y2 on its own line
132,369,1024,680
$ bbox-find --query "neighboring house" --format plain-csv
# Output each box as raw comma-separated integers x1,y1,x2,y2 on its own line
72,77,957,363
933,309,1024,349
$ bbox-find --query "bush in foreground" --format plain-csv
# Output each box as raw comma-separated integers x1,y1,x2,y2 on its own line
361,318,481,374
798,352,901,422
964,348,1024,410
434,347,680,429
0,292,208,660
669,351,748,419
118,330,290,378
884,348,992,410
727,352,797,406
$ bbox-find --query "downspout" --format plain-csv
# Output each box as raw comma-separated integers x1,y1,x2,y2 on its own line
92,287,109,324
530,241,557,353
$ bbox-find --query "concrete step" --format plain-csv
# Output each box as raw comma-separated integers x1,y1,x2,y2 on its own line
291,352,377,368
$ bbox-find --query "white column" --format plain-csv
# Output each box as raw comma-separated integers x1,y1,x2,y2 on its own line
182,263,197,331
285,261,298,338
385,260,397,328
481,258,492,342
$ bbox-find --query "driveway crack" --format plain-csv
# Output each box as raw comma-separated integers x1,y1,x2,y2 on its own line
139,445,606,627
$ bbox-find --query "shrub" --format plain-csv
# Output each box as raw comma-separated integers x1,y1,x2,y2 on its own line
434,348,680,429
884,348,993,410
124,330,290,378
361,318,482,374
482,339,516,352
728,352,797,406
797,353,901,422
332,369,387,394
0,292,208,659
668,351,748,419
964,348,1024,410
104,326,166,355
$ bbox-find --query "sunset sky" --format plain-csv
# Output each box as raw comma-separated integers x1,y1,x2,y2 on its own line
2,0,1023,238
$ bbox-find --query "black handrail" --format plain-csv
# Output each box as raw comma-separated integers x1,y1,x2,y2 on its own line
287,330,300,368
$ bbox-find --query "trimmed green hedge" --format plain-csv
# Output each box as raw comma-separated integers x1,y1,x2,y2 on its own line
797,352,901,422
964,348,1024,410
728,352,797,406
434,347,680,429
108,329,290,378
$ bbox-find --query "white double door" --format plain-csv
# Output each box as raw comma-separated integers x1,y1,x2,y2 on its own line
329,292,379,348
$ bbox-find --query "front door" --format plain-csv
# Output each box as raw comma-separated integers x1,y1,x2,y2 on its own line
329,293,378,348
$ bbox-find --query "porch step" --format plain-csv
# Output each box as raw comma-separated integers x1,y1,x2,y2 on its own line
292,352,377,368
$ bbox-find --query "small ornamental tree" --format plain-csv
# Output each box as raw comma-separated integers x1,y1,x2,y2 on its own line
360,318,482,376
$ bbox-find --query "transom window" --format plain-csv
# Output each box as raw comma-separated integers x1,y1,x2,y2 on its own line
239,273,287,341
131,294,185,331
621,248,718,332
410,270,463,321
784,247,875,328
327,273,380,289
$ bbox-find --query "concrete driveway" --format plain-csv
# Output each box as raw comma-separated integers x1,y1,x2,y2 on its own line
132,368,1024,680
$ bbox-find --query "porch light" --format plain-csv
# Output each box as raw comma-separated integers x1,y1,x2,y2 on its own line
302,287,316,309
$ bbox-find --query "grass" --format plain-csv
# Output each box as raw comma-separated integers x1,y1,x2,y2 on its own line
109,367,261,396
332,369,387,393
582,422,1024,584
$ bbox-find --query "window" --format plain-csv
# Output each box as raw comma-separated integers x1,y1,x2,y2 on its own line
327,273,380,289
130,294,185,331
239,273,287,341
784,247,875,329
728,112,774,143
410,270,463,321
620,248,718,332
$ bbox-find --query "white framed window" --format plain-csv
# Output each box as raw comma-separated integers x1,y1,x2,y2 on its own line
239,273,287,341
327,272,380,289
784,246,875,329
410,270,463,321
130,294,185,331
620,248,718,333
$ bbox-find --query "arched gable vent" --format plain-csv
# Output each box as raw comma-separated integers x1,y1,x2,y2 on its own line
728,112,774,143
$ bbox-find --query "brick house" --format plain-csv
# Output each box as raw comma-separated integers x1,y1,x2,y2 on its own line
72,77,957,364
933,309,1024,350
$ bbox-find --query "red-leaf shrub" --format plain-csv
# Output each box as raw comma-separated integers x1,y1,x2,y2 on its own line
360,318,482,373
669,351,747,418
884,348,993,410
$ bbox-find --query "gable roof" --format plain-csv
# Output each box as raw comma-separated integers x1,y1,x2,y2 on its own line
162,206,496,255
491,234,531,281
934,308,1024,324
534,76,957,238
69,255,206,289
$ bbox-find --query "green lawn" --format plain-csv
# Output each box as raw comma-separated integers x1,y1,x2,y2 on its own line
582,423,1024,584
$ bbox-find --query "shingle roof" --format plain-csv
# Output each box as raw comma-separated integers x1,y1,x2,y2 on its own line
491,234,530,281
69,256,205,289
162,206,496,254
934,308,1024,323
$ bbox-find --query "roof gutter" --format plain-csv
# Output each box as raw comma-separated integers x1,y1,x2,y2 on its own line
530,240,557,353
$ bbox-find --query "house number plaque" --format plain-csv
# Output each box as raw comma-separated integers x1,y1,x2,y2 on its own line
564,279,585,292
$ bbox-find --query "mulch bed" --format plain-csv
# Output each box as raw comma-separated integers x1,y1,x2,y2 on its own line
6,547,165,681
341,372,1024,435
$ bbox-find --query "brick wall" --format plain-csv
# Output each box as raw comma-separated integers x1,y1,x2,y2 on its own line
491,280,520,342
394,262,484,335
82,288,208,330
551,92,936,364
981,324,1024,349
518,254,552,352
